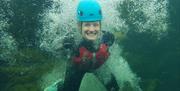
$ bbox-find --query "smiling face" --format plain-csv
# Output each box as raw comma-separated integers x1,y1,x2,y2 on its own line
81,21,101,41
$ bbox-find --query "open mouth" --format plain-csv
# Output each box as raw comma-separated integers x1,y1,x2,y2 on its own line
85,30,98,35
83,30,99,40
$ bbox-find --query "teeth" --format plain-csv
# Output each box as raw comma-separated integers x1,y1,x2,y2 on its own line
87,33,95,36
87,33,96,35
85,31,97,34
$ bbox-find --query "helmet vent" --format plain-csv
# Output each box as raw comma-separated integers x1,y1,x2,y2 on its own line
89,13,94,16
78,11,83,16
99,10,102,15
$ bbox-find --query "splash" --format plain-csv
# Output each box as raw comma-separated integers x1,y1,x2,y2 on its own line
117,0,169,37
139,0,169,35
99,0,128,33
39,0,169,90
0,0,12,31
39,0,128,53
39,0,78,53
0,31,17,64
39,0,169,53
39,0,142,90
0,20,9,32
107,44,142,91
0,0,17,64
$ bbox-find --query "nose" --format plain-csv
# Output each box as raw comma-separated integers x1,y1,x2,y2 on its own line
89,25,95,31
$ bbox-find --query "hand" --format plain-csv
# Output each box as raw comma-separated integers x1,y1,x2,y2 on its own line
102,31,115,46
62,36,75,49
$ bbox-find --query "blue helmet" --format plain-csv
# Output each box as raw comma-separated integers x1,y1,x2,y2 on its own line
77,0,103,21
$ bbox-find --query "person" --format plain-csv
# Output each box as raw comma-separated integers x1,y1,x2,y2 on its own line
45,0,119,91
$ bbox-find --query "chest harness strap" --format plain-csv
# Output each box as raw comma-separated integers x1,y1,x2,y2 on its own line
73,44,109,68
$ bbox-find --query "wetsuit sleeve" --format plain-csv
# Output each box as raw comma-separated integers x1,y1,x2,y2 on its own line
102,31,115,46
62,34,78,59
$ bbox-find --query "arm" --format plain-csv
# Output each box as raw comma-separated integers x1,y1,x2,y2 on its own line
63,37,75,49
61,33,77,59
62,33,76,50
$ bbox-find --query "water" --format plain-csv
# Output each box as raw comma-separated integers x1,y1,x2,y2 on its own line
39,0,141,90
0,0,179,91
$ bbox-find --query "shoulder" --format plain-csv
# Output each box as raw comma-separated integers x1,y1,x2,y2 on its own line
101,30,115,46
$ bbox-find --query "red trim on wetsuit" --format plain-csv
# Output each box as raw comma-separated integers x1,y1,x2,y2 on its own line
72,43,109,68
73,47,93,63
95,44,109,67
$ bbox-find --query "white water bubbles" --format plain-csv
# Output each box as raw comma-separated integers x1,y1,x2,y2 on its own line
106,44,142,91
99,0,129,33
117,0,169,38
39,0,129,53
39,0,142,90
39,0,78,53
0,0,17,64
0,31,17,64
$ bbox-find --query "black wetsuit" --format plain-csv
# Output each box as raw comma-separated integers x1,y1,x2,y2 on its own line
57,31,119,91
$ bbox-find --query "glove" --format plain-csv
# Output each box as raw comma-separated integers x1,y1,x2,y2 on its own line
102,31,115,46
62,36,75,49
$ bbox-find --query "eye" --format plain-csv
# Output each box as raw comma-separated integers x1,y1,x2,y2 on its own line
89,13,94,16
93,23,99,27
84,23,91,27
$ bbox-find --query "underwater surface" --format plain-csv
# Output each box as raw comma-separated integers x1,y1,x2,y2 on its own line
0,0,179,91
